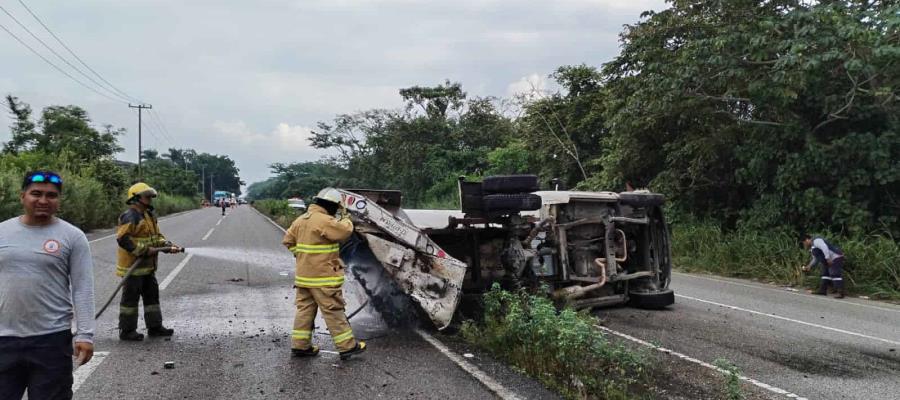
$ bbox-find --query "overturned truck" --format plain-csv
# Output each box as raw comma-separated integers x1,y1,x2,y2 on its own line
337,175,674,330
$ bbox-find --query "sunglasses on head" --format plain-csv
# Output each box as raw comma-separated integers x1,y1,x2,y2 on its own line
25,172,63,187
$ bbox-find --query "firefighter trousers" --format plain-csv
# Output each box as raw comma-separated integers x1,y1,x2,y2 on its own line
119,274,164,332
291,286,357,352
819,257,845,292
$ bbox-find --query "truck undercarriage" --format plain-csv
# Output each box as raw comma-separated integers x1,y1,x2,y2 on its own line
338,175,674,330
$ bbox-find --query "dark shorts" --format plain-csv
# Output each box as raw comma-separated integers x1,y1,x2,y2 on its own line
0,330,74,400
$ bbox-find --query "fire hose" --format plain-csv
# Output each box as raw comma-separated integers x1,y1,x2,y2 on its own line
94,246,184,319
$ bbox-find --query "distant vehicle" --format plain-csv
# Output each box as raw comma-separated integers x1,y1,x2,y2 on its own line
212,190,229,205
287,197,307,210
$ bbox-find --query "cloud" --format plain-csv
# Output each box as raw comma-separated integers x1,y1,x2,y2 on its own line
507,73,549,100
210,120,327,187
0,0,670,189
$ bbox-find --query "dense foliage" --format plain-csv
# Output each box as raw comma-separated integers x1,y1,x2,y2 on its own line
252,1,899,238
461,284,648,399
2,96,242,228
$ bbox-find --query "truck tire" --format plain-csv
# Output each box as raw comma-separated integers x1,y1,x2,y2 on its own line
483,175,540,194
618,192,665,208
483,193,542,212
461,194,483,214
628,289,674,309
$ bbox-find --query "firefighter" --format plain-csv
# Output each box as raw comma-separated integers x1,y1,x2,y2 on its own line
802,234,846,298
116,183,181,341
283,188,366,360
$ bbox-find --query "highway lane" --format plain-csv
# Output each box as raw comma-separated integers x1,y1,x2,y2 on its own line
74,206,557,400
596,271,900,400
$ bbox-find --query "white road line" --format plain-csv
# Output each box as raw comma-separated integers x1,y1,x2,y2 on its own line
159,254,194,291
88,232,117,244
594,324,808,400
72,351,109,393
676,294,900,346
252,206,288,232
202,228,215,241
416,329,521,400
675,272,900,314
216,219,222,226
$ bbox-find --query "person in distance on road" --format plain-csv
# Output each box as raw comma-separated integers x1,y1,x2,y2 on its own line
282,188,366,360
801,234,846,298
0,171,95,400
115,182,182,341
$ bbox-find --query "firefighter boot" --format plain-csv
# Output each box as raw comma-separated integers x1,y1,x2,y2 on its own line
814,280,830,295
832,280,846,299
148,326,175,337
119,330,145,341
339,341,367,360
291,345,320,357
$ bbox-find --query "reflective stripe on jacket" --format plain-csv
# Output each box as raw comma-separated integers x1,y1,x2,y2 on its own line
116,207,167,277
282,204,353,288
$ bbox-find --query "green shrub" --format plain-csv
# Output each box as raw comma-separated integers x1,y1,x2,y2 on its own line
461,284,647,399
154,193,199,217
57,173,119,230
713,359,744,400
673,223,900,300
0,153,198,230
253,199,302,229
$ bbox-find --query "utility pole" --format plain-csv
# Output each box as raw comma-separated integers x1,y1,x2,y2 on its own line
209,173,215,203
201,166,206,200
128,103,152,179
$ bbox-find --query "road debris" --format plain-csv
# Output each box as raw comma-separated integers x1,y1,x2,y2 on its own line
164,361,175,369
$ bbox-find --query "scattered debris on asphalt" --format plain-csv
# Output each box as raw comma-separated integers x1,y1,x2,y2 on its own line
164,361,175,369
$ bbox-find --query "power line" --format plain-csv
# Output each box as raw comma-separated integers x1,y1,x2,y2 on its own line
0,20,125,104
3,2,183,154
14,0,144,104
0,5,130,103
148,109,176,145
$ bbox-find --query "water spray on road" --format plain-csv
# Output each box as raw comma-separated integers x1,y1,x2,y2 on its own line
183,246,294,269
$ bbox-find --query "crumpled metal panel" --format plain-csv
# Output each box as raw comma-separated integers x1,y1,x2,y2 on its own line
362,234,466,329
337,189,468,329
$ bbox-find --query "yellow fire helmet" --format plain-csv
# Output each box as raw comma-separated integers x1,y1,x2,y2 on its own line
126,182,158,204
313,187,342,205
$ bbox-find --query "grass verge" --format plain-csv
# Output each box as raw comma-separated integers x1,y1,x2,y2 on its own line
252,199,301,229
672,223,900,301
1,167,197,230
460,284,649,400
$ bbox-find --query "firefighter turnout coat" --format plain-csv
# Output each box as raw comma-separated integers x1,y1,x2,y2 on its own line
116,207,168,277
282,204,353,287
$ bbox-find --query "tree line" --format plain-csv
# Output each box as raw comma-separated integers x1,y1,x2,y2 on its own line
252,0,898,237
2,95,243,228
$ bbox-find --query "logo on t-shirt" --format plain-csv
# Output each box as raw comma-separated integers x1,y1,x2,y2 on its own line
43,239,61,254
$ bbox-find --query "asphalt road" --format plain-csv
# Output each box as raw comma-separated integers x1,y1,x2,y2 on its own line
596,271,900,399
73,206,557,400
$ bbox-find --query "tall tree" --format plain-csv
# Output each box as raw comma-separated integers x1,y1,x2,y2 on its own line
4,97,124,162
596,0,900,233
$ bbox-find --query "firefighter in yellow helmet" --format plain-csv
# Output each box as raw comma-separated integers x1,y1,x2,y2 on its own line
115,183,181,341
282,188,366,359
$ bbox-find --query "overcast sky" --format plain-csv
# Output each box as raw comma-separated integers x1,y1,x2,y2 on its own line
0,0,667,189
